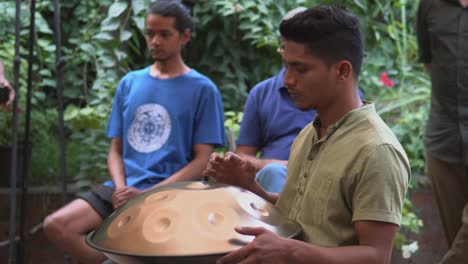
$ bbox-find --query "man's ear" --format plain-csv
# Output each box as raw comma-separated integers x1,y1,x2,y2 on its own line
181,28,191,46
335,61,352,80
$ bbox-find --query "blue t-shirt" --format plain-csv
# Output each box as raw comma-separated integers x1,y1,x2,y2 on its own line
237,68,364,160
105,67,226,190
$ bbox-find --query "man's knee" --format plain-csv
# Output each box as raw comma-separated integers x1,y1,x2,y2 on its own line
43,212,68,240
256,163,287,180
256,163,287,193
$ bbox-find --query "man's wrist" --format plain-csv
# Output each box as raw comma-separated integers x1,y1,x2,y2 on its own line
252,158,264,171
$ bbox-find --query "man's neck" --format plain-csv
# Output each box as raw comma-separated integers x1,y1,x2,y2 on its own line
460,0,468,7
316,89,362,139
150,56,189,79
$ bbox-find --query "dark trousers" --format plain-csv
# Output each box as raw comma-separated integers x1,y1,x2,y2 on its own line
426,153,468,264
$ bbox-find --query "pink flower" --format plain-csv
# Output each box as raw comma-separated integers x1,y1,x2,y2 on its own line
380,72,394,87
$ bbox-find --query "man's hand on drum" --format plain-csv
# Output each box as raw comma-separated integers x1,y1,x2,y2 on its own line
203,152,257,191
112,186,142,209
216,226,294,264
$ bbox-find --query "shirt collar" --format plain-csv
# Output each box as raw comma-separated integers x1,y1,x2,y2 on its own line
313,101,373,140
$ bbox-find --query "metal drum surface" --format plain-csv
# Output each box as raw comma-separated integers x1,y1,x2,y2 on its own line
87,181,302,264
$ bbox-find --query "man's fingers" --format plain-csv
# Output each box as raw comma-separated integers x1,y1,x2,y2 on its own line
202,168,216,177
225,152,242,164
235,226,268,236
216,245,252,264
209,152,222,161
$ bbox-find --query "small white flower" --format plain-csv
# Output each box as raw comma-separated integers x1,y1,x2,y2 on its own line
408,241,419,252
402,248,411,259
401,241,419,259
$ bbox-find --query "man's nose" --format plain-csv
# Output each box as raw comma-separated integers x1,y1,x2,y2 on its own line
284,68,296,88
151,35,161,46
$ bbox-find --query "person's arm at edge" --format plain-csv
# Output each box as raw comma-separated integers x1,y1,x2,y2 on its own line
0,61,7,84
0,61,15,106
236,145,288,171
108,138,126,189
288,221,396,264
147,143,215,189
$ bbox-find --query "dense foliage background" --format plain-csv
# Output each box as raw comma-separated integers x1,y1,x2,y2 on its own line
0,0,426,251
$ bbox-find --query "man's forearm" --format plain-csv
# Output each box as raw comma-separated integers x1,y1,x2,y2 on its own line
0,62,5,81
289,240,390,264
238,153,287,171
108,149,126,189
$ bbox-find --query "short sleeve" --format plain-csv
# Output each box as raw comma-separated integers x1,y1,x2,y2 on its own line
351,145,410,225
193,83,226,147
416,0,433,63
106,80,125,138
236,87,262,147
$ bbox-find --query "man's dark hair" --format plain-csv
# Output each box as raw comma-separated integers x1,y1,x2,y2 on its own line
146,0,194,34
279,5,363,78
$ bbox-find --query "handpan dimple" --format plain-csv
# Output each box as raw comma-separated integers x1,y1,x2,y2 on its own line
107,206,141,238
142,208,180,244
186,181,210,190
250,202,270,217
194,202,240,240
144,190,177,205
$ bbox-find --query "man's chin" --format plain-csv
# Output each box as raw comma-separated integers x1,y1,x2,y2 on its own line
153,57,169,62
294,101,316,111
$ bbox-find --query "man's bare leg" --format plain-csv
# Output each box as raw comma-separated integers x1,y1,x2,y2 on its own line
43,199,106,264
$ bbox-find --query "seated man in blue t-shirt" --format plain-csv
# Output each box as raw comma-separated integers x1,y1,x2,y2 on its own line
43,1,225,263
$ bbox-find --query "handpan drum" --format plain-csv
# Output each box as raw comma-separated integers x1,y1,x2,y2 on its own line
86,181,302,264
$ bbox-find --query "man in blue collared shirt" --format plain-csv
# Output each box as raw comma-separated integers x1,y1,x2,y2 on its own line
236,67,315,192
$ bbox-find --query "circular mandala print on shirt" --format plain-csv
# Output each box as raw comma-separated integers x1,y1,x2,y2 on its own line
128,104,171,153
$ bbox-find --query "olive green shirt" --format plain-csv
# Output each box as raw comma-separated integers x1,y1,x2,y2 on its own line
417,0,468,164
276,103,410,246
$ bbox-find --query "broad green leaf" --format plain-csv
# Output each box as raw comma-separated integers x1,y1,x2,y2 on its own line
39,69,52,77
40,79,56,87
80,107,94,116
353,0,367,11
257,3,268,15
33,91,46,100
132,0,146,15
108,1,128,18
120,30,132,42
100,55,116,68
114,49,128,61
133,16,145,32
101,17,121,31
94,32,114,41
80,43,96,55
64,106,79,121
